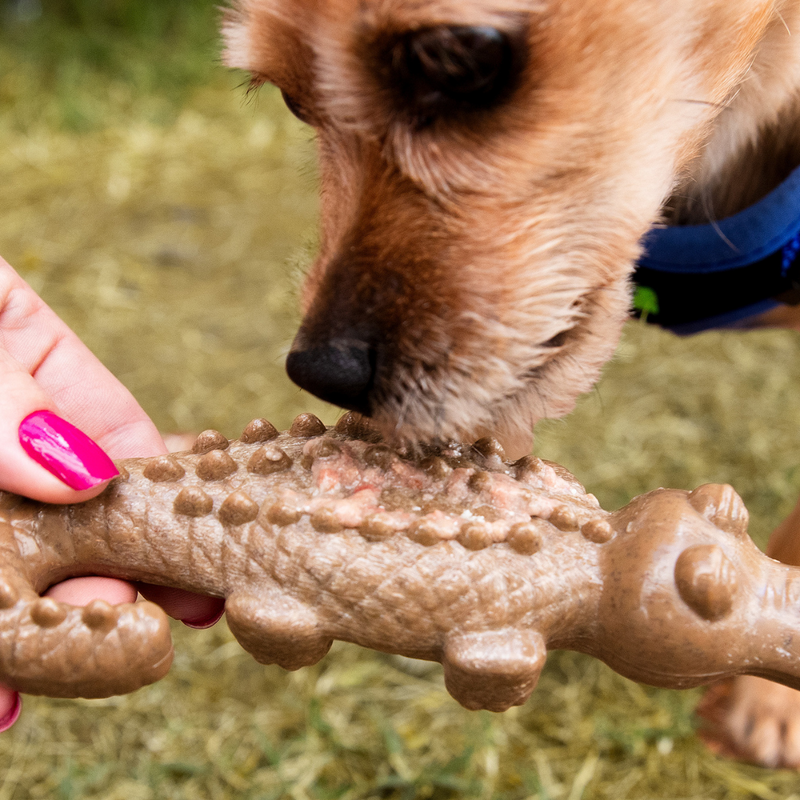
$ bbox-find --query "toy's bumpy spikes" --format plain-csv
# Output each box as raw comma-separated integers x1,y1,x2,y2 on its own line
0,413,799,710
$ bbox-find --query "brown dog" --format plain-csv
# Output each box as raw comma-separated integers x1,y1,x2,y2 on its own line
223,0,800,767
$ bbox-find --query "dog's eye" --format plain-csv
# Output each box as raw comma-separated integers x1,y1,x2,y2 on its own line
281,90,315,125
384,25,522,124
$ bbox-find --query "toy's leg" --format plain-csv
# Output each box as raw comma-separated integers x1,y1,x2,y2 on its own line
706,493,800,768
225,592,332,671
441,629,546,712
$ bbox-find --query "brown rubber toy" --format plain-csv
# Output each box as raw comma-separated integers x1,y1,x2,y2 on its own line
0,411,797,710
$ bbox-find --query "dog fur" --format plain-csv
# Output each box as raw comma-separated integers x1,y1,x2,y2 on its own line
223,0,800,767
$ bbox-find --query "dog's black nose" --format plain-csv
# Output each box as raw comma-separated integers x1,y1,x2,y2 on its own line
286,340,375,415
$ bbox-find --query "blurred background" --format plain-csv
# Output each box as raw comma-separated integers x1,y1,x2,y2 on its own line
1,1,800,797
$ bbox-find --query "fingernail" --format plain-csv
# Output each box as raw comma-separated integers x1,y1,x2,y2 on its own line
182,604,225,630
0,692,21,733
19,411,118,491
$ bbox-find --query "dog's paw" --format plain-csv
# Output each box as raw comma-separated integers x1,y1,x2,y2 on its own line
697,675,800,768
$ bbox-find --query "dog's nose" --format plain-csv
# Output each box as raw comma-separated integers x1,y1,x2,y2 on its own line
286,339,375,415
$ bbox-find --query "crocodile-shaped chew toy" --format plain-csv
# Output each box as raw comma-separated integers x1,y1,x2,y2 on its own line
1,411,798,711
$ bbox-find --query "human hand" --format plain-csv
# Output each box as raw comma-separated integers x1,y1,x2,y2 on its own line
0,256,225,730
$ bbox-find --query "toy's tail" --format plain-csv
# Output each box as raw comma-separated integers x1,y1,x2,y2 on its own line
0,510,173,698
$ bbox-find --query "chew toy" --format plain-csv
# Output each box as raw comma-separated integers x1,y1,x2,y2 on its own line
0,412,797,711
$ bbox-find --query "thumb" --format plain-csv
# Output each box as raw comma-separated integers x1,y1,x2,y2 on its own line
0,347,119,504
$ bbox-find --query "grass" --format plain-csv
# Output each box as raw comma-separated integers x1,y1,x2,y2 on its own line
2,7,800,798
0,0,222,131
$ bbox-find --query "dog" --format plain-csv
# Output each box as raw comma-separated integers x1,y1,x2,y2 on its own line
223,0,800,768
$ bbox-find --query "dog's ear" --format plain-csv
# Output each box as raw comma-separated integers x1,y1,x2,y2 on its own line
374,23,527,126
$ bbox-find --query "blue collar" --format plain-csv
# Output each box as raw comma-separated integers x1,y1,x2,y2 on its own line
633,163,800,334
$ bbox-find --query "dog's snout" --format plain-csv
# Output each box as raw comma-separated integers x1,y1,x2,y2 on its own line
286,337,376,415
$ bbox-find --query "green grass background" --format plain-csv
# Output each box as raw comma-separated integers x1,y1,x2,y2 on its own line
2,2,800,797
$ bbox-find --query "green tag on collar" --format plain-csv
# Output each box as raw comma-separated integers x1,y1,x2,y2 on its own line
633,286,660,319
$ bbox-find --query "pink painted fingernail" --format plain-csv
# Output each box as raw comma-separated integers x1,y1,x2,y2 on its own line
182,604,225,630
19,411,118,491
0,692,21,733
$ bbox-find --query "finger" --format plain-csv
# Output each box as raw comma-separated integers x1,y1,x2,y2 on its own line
0,259,165,503
44,576,139,606
136,585,226,628
47,580,224,628
45,578,225,631
0,259,166,461
0,687,21,733
0,351,118,503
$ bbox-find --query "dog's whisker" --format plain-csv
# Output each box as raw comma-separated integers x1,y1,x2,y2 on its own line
393,371,423,437
673,98,732,111
698,191,741,253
